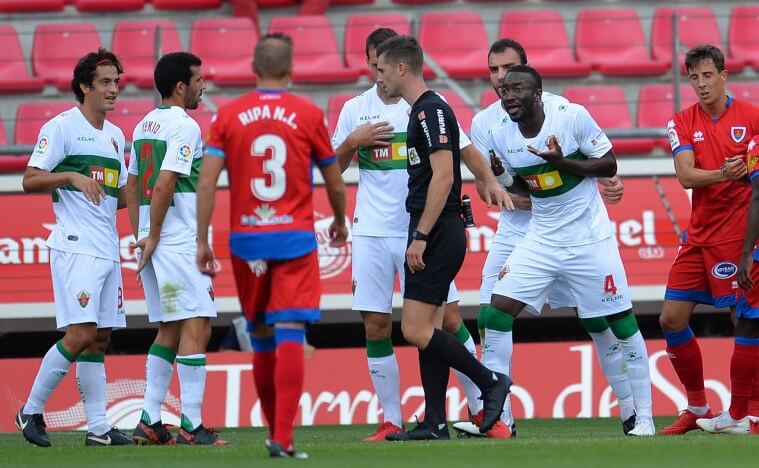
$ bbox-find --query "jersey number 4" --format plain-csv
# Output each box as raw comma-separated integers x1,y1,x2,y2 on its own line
250,134,286,201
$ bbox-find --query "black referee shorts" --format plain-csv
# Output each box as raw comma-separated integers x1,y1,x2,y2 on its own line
404,212,467,305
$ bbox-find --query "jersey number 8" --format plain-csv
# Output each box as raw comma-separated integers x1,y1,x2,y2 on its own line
250,134,286,201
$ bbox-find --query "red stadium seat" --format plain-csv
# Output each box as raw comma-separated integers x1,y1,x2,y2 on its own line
344,14,410,77
575,8,670,77
257,0,297,6
187,95,236,139
152,0,220,9
0,0,63,12
652,7,744,74
331,0,374,4
33,23,103,91
0,25,44,94
268,16,359,84
112,21,183,89
437,90,474,134
109,98,155,142
326,93,355,136
500,10,591,78
480,89,498,109
190,18,258,87
418,11,489,79
391,0,452,3
637,84,698,151
75,0,145,11
728,6,759,72
728,82,759,107
564,86,655,155
14,101,75,145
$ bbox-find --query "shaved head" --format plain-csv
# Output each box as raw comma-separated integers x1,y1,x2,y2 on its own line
254,33,293,80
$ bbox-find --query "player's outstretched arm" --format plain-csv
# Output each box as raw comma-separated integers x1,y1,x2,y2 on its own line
674,149,746,189
318,161,348,245
528,136,617,178
22,167,105,205
738,176,759,291
461,144,514,210
196,154,224,276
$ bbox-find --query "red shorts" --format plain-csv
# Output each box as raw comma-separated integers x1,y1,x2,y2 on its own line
736,261,759,319
231,250,321,327
665,239,740,308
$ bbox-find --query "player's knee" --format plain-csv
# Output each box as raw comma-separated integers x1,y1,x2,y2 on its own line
362,312,392,341
490,294,521,317
63,325,98,354
442,305,462,334
659,311,686,332
400,320,426,348
182,318,211,347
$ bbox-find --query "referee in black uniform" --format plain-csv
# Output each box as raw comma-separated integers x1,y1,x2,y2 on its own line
375,35,510,441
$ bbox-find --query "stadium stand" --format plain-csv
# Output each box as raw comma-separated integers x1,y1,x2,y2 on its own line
729,81,759,107
418,11,489,79
32,23,102,91
480,89,498,109
0,25,44,94
575,8,670,77
108,98,155,142
152,0,222,10
14,101,74,145
344,13,410,77
187,95,236,136
327,92,355,135
112,20,183,89
437,90,474,134
189,17,258,87
637,84,698,151
74,0,146,12
728,5,759,72
0,0,63,13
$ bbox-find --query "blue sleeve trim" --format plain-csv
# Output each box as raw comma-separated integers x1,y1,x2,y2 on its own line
672,145,694,157
205,146,225,159
314,155,336,167
735,336,759,346
663,326,695,347
274,327,307,344
752,249,759,262
664,288,714,305
250,336,276,352
750,172,759,181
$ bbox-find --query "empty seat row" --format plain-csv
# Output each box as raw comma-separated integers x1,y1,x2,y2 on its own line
0,1,222,13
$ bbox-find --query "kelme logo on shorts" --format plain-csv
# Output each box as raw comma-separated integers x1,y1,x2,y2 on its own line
711,262,737,280
77,290,91,308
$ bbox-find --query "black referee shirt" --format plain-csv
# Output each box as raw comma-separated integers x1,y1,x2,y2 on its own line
405,90,462,216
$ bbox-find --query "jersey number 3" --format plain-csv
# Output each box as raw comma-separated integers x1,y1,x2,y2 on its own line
250,134,286,201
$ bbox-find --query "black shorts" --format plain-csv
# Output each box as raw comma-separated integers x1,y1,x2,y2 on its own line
404,212,466,305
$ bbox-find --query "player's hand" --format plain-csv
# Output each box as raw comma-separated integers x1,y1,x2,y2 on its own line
133,236,158,274
477,179,514,211
348,122,394,148
527,135,563,163
601,176,624,205
490,153,505,176
70,172,105,206
722,156,747,180
738,252,754,291
197,242,218,277
509,192,531,211
406,239,426,273
328,220,349,247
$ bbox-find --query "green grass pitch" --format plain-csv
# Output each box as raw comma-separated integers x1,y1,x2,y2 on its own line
1,418,757,467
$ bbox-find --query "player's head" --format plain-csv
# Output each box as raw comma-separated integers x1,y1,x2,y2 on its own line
375,35,423,98
253,33,293,82
500,65,543,123
488,39,528,97
154,52,205,110
71,48,123,112
685,44,727,107
365,28,398,80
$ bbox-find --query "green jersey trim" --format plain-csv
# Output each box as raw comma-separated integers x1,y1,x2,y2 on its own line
514,150,586,198
52,154,121,200
357,132,408,171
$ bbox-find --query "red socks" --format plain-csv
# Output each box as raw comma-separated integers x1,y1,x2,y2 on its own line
252,351,276,434
729,344,759,420
666,338,707,407
273,341,304,448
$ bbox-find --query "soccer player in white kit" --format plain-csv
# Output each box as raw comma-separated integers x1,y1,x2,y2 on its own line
331,29,511,441
16,49,133,447
126,52,223,446
456,40,637,438
487,65,655,436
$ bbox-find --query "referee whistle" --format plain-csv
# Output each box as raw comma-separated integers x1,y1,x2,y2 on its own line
462,194,476,228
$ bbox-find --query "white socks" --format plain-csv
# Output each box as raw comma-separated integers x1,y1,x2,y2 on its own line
367,354,402,427
453,334,482,416
481,329,513,424
76,358,110,436
24,341,73,415
588,328,635,421
142,348,175,425
618,331,653,418
177,354,207,431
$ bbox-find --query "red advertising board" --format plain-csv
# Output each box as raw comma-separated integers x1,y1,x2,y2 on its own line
0,178,688,313
0,338,734,432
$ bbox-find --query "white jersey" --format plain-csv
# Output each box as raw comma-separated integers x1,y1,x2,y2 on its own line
487,100,613,246
128,106,203,254
471,92,567,238
27,106,126,262
331,84,472,237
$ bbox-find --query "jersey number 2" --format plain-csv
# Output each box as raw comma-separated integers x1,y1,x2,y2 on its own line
250,134,286,201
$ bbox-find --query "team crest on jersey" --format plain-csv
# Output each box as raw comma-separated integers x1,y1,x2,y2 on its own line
498,265,509,280
77,290,91,308
408,147,421,166
731,126,747,143
207,286,215,301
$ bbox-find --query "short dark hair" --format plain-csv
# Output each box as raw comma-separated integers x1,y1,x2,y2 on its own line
375,35,423,75
685,44,725,74
489,38,527,65
71,48,123,104
254,33,293,80
154,52,202,99
365,28,398,59
505,64,542,90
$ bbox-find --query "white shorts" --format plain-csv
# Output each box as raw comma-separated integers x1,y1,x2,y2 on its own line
50,249,126,330
480,235,575,312
492,236,632,318
139,247,217,323
351,235,458,314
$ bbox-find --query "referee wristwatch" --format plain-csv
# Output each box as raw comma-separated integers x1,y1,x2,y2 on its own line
411,230,429,242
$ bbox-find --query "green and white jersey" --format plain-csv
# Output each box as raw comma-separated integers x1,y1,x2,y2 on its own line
27,106,126,262
487,100,613,246
331,84,472,237
128,106,203,254
470,92,567,238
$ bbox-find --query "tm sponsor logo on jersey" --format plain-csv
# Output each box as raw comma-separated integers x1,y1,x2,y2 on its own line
711,262,737,279
240,204,294,227
371,142,407,162
90,166,119,188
